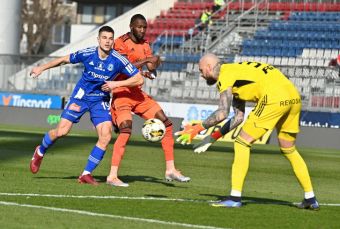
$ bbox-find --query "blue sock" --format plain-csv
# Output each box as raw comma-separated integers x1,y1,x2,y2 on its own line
84,146,105,174
39,133,54,155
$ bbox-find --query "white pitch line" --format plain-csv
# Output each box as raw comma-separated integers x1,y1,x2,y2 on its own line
0,201,229,229
0,128,84,136
0,192,209,203
1,192,340,207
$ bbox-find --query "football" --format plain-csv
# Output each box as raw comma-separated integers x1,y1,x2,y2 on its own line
142,118,166,142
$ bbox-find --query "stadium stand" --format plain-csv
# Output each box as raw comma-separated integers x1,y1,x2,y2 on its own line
235,8,340,110
3,0,340,111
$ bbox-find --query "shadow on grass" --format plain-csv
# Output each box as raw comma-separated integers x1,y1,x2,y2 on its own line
200,193,296,208
0,130,281,163
34,174,188,188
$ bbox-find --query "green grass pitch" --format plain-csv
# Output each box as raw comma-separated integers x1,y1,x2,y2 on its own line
0,125,339,229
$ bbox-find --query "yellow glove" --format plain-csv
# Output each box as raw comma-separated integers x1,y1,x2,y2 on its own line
175,123,205,145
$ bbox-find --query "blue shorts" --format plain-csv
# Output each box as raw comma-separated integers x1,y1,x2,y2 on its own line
61,98,111,127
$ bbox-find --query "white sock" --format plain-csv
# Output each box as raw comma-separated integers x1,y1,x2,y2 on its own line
82,171,91,176
36,148,44,157
305,191,315,199
230,190,242,197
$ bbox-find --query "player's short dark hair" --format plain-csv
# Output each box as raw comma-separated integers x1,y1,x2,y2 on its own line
130,14,146,24
98,26,114,35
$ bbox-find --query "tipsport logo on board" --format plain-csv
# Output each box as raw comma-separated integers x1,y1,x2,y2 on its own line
0,92,62,109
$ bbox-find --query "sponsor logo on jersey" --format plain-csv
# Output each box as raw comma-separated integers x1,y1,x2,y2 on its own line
280,98,301,107
107,64,114,71
95,61,105,71
65,111,78,118
88,71,110,80
87,92,105,97
68,103,81,112
89,61,94,66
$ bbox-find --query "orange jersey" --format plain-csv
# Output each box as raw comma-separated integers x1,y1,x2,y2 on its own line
113,33,152,92
110,33,161,126
114,33,152,78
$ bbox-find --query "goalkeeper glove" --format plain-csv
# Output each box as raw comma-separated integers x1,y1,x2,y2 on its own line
193,129,223,153
175,123,205,145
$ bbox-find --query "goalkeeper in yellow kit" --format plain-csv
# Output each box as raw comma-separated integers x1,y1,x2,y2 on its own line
175,53,319,210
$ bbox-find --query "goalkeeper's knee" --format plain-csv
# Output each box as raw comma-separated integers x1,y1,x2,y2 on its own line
234,135,252,148
280,145,296,155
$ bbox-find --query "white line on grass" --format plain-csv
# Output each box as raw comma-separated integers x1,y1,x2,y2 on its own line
0,192,209,203
0,201,229,229
0,128,84,136
1,192,340,207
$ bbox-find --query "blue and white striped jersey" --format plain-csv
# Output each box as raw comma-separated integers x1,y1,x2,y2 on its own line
69,46,138,101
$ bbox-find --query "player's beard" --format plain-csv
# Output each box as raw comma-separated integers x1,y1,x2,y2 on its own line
132,29,144,42
206,78,217,85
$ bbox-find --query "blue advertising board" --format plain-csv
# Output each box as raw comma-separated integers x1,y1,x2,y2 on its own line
300,111,340,128
0,92,62,109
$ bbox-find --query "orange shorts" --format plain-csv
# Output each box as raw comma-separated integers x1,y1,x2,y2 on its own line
110,88,162,126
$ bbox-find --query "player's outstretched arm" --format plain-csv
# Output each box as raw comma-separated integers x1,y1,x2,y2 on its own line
101,72,144,91
145,56,161,71
175,88,233,145
30,55,70,78
135,56,160,80
193,99,245,153
141,70,157,80
193,119,232,153
131,56,160,70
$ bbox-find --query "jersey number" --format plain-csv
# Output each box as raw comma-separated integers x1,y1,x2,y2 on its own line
101,102,110,110
239,62,274,74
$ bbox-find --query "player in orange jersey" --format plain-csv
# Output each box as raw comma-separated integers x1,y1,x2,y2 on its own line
106,14,190,187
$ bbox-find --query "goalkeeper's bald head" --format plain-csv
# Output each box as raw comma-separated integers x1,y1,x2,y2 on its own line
199,53,221,85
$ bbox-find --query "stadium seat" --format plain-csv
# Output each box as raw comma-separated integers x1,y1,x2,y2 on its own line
281,57,289,65
273,57,282,66
316,59,326,67
170,88,183,98
295,58,303,66
266,57,275,65
150,87,158,96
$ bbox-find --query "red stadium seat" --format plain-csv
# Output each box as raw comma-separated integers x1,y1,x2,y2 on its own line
334,97,340,108
325,96,333,108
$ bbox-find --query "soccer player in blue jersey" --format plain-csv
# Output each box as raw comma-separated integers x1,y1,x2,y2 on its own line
29,26,143,185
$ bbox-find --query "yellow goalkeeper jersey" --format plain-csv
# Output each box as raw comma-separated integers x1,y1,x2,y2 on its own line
217,62,298,103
